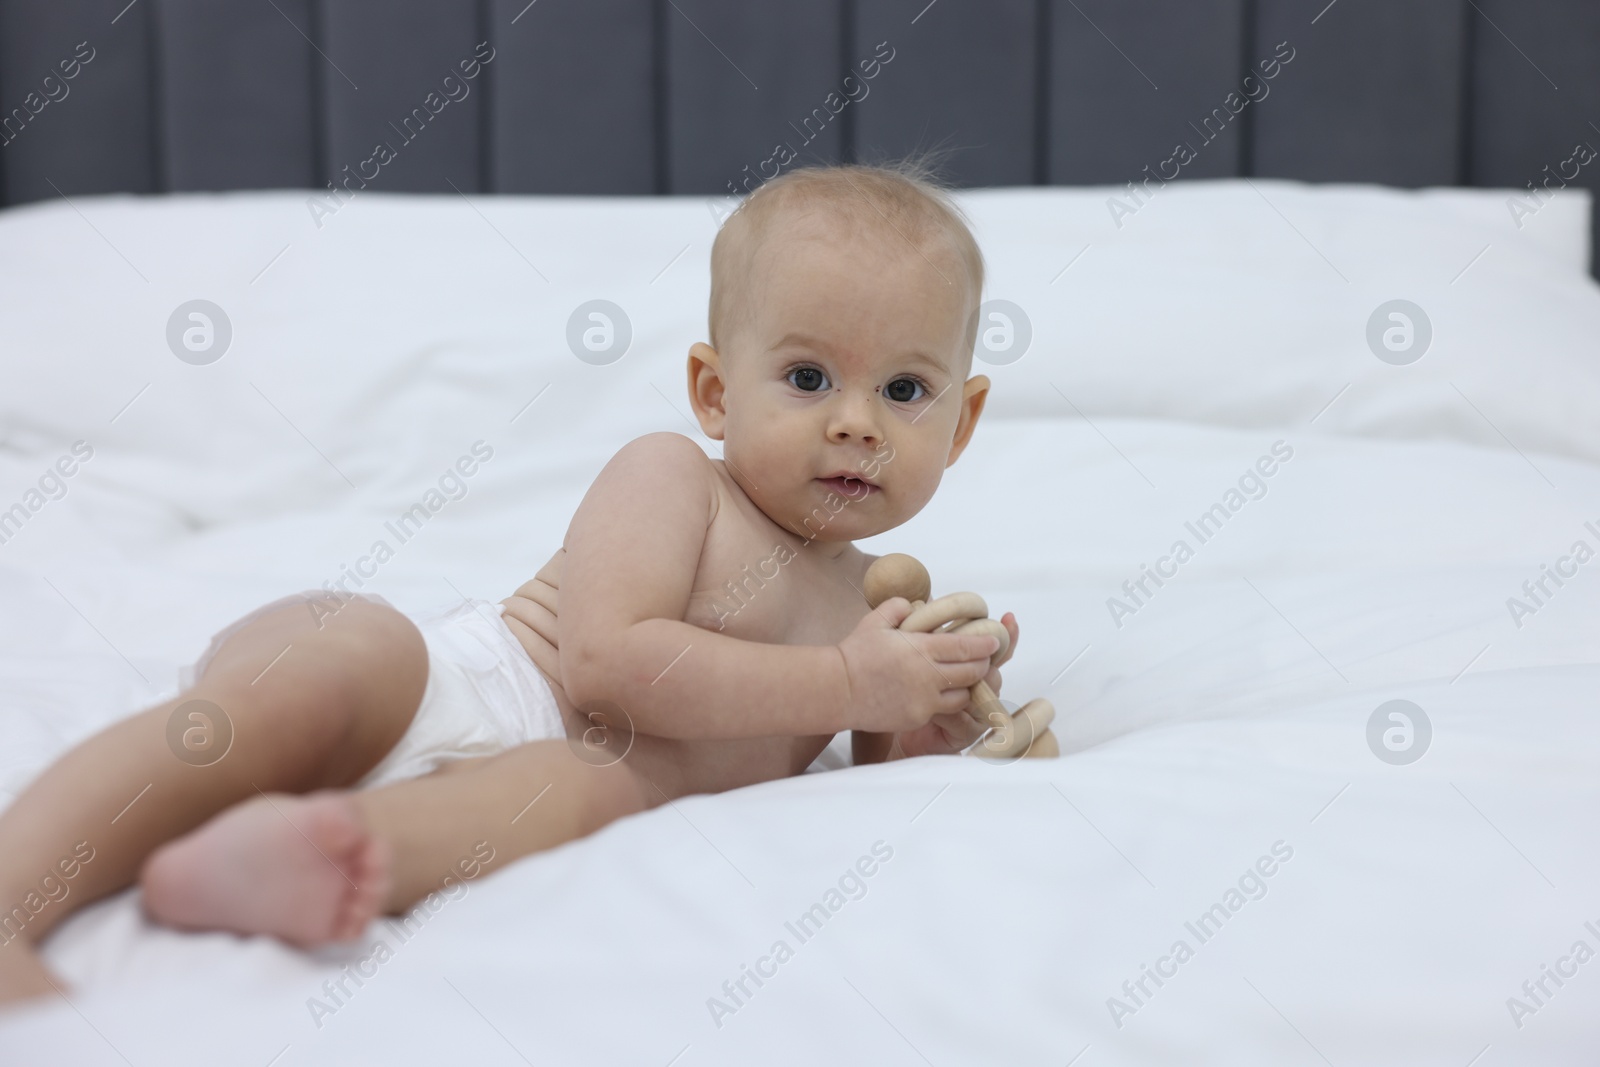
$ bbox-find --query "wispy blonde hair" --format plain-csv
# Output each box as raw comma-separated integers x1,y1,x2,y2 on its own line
707,158,986,357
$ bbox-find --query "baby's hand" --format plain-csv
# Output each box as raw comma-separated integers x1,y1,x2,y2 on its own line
891,612,1018,759
837,598,1000,734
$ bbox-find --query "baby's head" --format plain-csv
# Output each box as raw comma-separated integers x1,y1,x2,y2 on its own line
688,161,990,554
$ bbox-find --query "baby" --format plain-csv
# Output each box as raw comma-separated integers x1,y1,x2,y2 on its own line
0,161,1022,1006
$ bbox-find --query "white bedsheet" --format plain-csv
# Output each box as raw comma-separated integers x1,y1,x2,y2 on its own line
1,182,1598,1063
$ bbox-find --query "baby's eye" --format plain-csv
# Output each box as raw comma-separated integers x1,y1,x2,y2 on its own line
883,376,927,403
788,366,830,392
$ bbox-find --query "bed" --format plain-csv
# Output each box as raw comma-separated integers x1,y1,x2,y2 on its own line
0,177,1597,1063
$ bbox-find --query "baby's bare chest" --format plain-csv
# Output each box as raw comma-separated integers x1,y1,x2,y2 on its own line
682,501,867,648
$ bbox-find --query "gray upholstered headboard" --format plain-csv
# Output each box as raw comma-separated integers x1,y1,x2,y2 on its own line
2,1,1598,268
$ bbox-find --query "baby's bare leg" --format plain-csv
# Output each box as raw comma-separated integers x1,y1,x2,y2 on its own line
353,741,657,912
136,742,657,936
0,596,427,1004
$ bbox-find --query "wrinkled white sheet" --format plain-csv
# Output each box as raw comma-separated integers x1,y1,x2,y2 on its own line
1,183,1597,1063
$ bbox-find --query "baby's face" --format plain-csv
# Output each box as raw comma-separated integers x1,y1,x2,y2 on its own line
689,215,988,553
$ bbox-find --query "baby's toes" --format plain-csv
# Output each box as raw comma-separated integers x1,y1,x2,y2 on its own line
334,837,390,941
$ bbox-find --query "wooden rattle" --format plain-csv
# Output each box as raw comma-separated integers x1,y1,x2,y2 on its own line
863,553,1060,760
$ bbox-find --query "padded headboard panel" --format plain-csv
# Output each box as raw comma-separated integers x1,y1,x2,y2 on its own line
1,0,1597,266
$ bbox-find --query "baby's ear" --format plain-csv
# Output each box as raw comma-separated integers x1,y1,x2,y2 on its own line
687,342,728,439
945,373,990,467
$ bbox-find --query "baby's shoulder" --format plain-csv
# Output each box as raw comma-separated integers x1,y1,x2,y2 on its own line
615,430,716,473
598,431,720,519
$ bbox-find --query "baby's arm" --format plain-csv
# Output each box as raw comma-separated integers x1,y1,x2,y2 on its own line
558,433,851,740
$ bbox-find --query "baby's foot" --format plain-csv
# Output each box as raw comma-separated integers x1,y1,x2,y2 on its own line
140,791,390,947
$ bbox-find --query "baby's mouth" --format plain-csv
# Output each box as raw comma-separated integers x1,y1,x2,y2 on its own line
816,475,877,499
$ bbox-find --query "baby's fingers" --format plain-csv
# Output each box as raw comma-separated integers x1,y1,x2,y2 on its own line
995,612,1019,668
929,651,997,693
932,709,987,750
927,630,1002,666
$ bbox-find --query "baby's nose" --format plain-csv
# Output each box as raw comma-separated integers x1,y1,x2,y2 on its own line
826,391,883,443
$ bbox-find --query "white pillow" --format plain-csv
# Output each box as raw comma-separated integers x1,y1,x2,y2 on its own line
959,181,1600,466
0,191,719,523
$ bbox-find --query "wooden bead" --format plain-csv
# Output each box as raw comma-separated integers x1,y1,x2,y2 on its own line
864,553,931,609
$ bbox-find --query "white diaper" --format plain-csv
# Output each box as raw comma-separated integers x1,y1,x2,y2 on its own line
178,591,567,790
